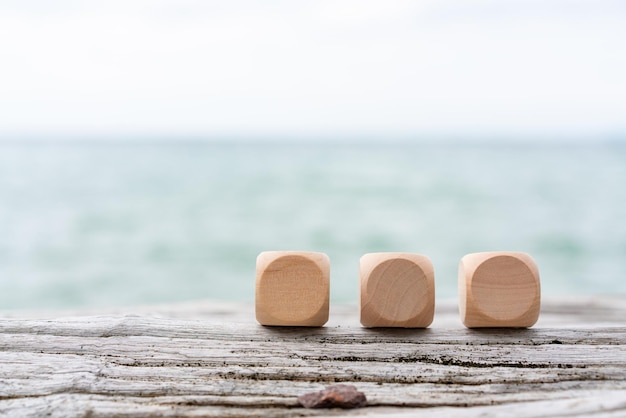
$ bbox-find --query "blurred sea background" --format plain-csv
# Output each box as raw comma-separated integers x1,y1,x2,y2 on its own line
1,139,625,309
1,1,625,310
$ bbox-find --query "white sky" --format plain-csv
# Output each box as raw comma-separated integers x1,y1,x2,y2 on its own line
0,0,625,139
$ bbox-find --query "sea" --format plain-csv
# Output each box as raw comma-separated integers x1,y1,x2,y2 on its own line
0,140,625,310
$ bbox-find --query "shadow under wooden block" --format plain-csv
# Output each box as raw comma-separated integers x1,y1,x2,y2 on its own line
360,252,435,328
459,251,541,328
256,251,329,327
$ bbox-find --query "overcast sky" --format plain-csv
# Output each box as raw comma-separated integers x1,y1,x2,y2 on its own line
0,0,625,140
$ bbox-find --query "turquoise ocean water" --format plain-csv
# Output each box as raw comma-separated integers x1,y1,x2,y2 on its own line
0,140,625,310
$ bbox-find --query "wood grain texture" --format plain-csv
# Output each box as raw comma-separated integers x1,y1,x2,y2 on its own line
360,253,434,328
255,251,330,327
459,252,541,328
0,297,625,417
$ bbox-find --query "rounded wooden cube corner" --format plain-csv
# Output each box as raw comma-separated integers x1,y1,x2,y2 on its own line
360,252,435,328
255,251,330,327
458,251,541,328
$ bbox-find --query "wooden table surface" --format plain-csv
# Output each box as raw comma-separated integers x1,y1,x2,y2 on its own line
1,297,625,417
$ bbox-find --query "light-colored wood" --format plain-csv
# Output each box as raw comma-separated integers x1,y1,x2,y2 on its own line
459,251,541,328
256,251,330,326
360,252,434,328
0,297,624,417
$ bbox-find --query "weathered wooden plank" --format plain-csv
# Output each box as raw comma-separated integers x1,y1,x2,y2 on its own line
1,312,624,341
0,297,625,417
2,296,624,326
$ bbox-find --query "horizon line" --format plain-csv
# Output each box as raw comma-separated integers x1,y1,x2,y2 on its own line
1,131,625,143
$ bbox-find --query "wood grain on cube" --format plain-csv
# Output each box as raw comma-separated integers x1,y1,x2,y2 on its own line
360,252,434,328
256,251,329,327
459,251,541,328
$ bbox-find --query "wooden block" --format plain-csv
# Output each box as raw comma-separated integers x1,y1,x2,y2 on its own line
459,251,541,328
360,252,435,328
255,251,330,327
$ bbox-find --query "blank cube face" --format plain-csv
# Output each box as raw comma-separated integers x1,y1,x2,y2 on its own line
256,251,330,327
360,253,435,328
459,252,541,328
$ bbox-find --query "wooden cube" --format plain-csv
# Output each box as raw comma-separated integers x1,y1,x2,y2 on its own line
255,251,330,327
360,253,435,328
459,251,541,328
